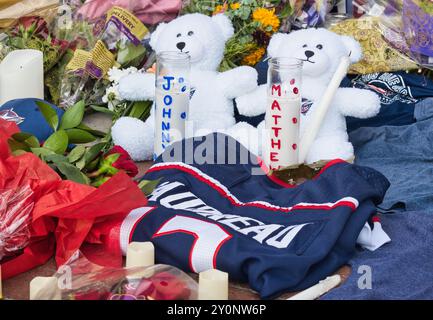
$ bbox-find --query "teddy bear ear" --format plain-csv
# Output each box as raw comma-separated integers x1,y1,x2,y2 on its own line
149,22,167,51
211,14,234,41
267,33,286,58
340,35,363,63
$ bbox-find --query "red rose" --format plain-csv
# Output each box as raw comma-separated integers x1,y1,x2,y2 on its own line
105,146,139,177
14,16,49,39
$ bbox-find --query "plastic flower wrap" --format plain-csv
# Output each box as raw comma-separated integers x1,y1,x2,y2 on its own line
59,4,152,109
290,0,336,29
32,251,198,300
356,0,433,69
0,185,34,261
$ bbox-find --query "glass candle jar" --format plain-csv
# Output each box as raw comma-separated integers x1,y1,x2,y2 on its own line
154,51,190,160
265,57,303,170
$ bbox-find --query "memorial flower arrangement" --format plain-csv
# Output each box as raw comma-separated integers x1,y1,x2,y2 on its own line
1,1,299,187
7,99,138,186
182,0,293,70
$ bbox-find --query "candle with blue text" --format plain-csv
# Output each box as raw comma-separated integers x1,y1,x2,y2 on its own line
154,52,190,160
265,58,303,170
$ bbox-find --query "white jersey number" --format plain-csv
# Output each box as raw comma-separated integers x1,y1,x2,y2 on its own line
153,215,232,272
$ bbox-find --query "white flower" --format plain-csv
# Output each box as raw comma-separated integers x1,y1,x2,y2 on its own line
107,67,139,84
102,84,121,110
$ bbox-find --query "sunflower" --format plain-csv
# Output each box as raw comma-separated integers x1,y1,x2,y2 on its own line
252,8,280,32
242,47,266,66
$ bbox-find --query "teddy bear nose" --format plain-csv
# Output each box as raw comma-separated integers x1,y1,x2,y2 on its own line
176,42,186,50
305,50,315,58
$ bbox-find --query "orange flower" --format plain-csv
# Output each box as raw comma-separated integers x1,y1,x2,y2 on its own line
230,3,240,10
252,8,280,32
213,3,228,15
242,47,266,66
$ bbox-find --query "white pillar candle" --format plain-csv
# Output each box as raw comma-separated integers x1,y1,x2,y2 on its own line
298,56,350,164
265,58,302,170
287,275,341,300
0,49,44,106
265,93,301,169
126,241,155,268
29,276,61,300
198,269,229,300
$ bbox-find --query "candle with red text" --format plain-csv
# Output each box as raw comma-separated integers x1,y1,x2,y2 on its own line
265,58,303,170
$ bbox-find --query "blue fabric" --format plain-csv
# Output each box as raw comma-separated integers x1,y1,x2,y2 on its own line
349,101,433,212
136,133,389,299
0,98,64,141
322,210,433,300
344,72,433,131
322,108,433,300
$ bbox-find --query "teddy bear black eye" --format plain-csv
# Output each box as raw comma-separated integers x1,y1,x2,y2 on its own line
302,44,307,48
188,31,194,36
176,33,181,38
316,44,323,49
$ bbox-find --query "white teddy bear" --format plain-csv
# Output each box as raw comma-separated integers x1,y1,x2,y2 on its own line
233,28,381,164
111,13,258,161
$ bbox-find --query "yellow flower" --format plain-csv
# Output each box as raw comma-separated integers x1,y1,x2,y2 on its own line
252,8,280,32
213,4,228,15
242,47,266,66
230,3,240,10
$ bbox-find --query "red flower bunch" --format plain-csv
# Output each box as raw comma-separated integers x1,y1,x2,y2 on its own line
90,146,139,187
108,272,191,300
13,16,49,39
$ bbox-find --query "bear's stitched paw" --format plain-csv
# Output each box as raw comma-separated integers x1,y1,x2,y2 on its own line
112,117,155,161
235,84,267,117
119,73,155,101
337,88,381,119
355,90,381,118
306,136,354,164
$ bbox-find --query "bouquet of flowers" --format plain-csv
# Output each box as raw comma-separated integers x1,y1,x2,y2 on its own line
7,100,139,187
182,0,293,70
32,251,198,300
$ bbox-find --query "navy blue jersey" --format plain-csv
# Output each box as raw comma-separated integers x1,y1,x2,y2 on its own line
121,133,389,298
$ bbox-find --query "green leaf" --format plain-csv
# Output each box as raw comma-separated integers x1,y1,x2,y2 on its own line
117,43,147,67
128,101,150,119
59,100,85,130
44,154,69,164
12,150,28,156
65,129,96,144
84,142,106,165
54,162,90,185
75,156,87,170
36,100,59,131
76,123,106,137
85,156,101,171
68,145,86,163
138,179,161,197
90,105,116,116
31,147,56,158
43,130,69,154
8,138,30,152
11,132,40,148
